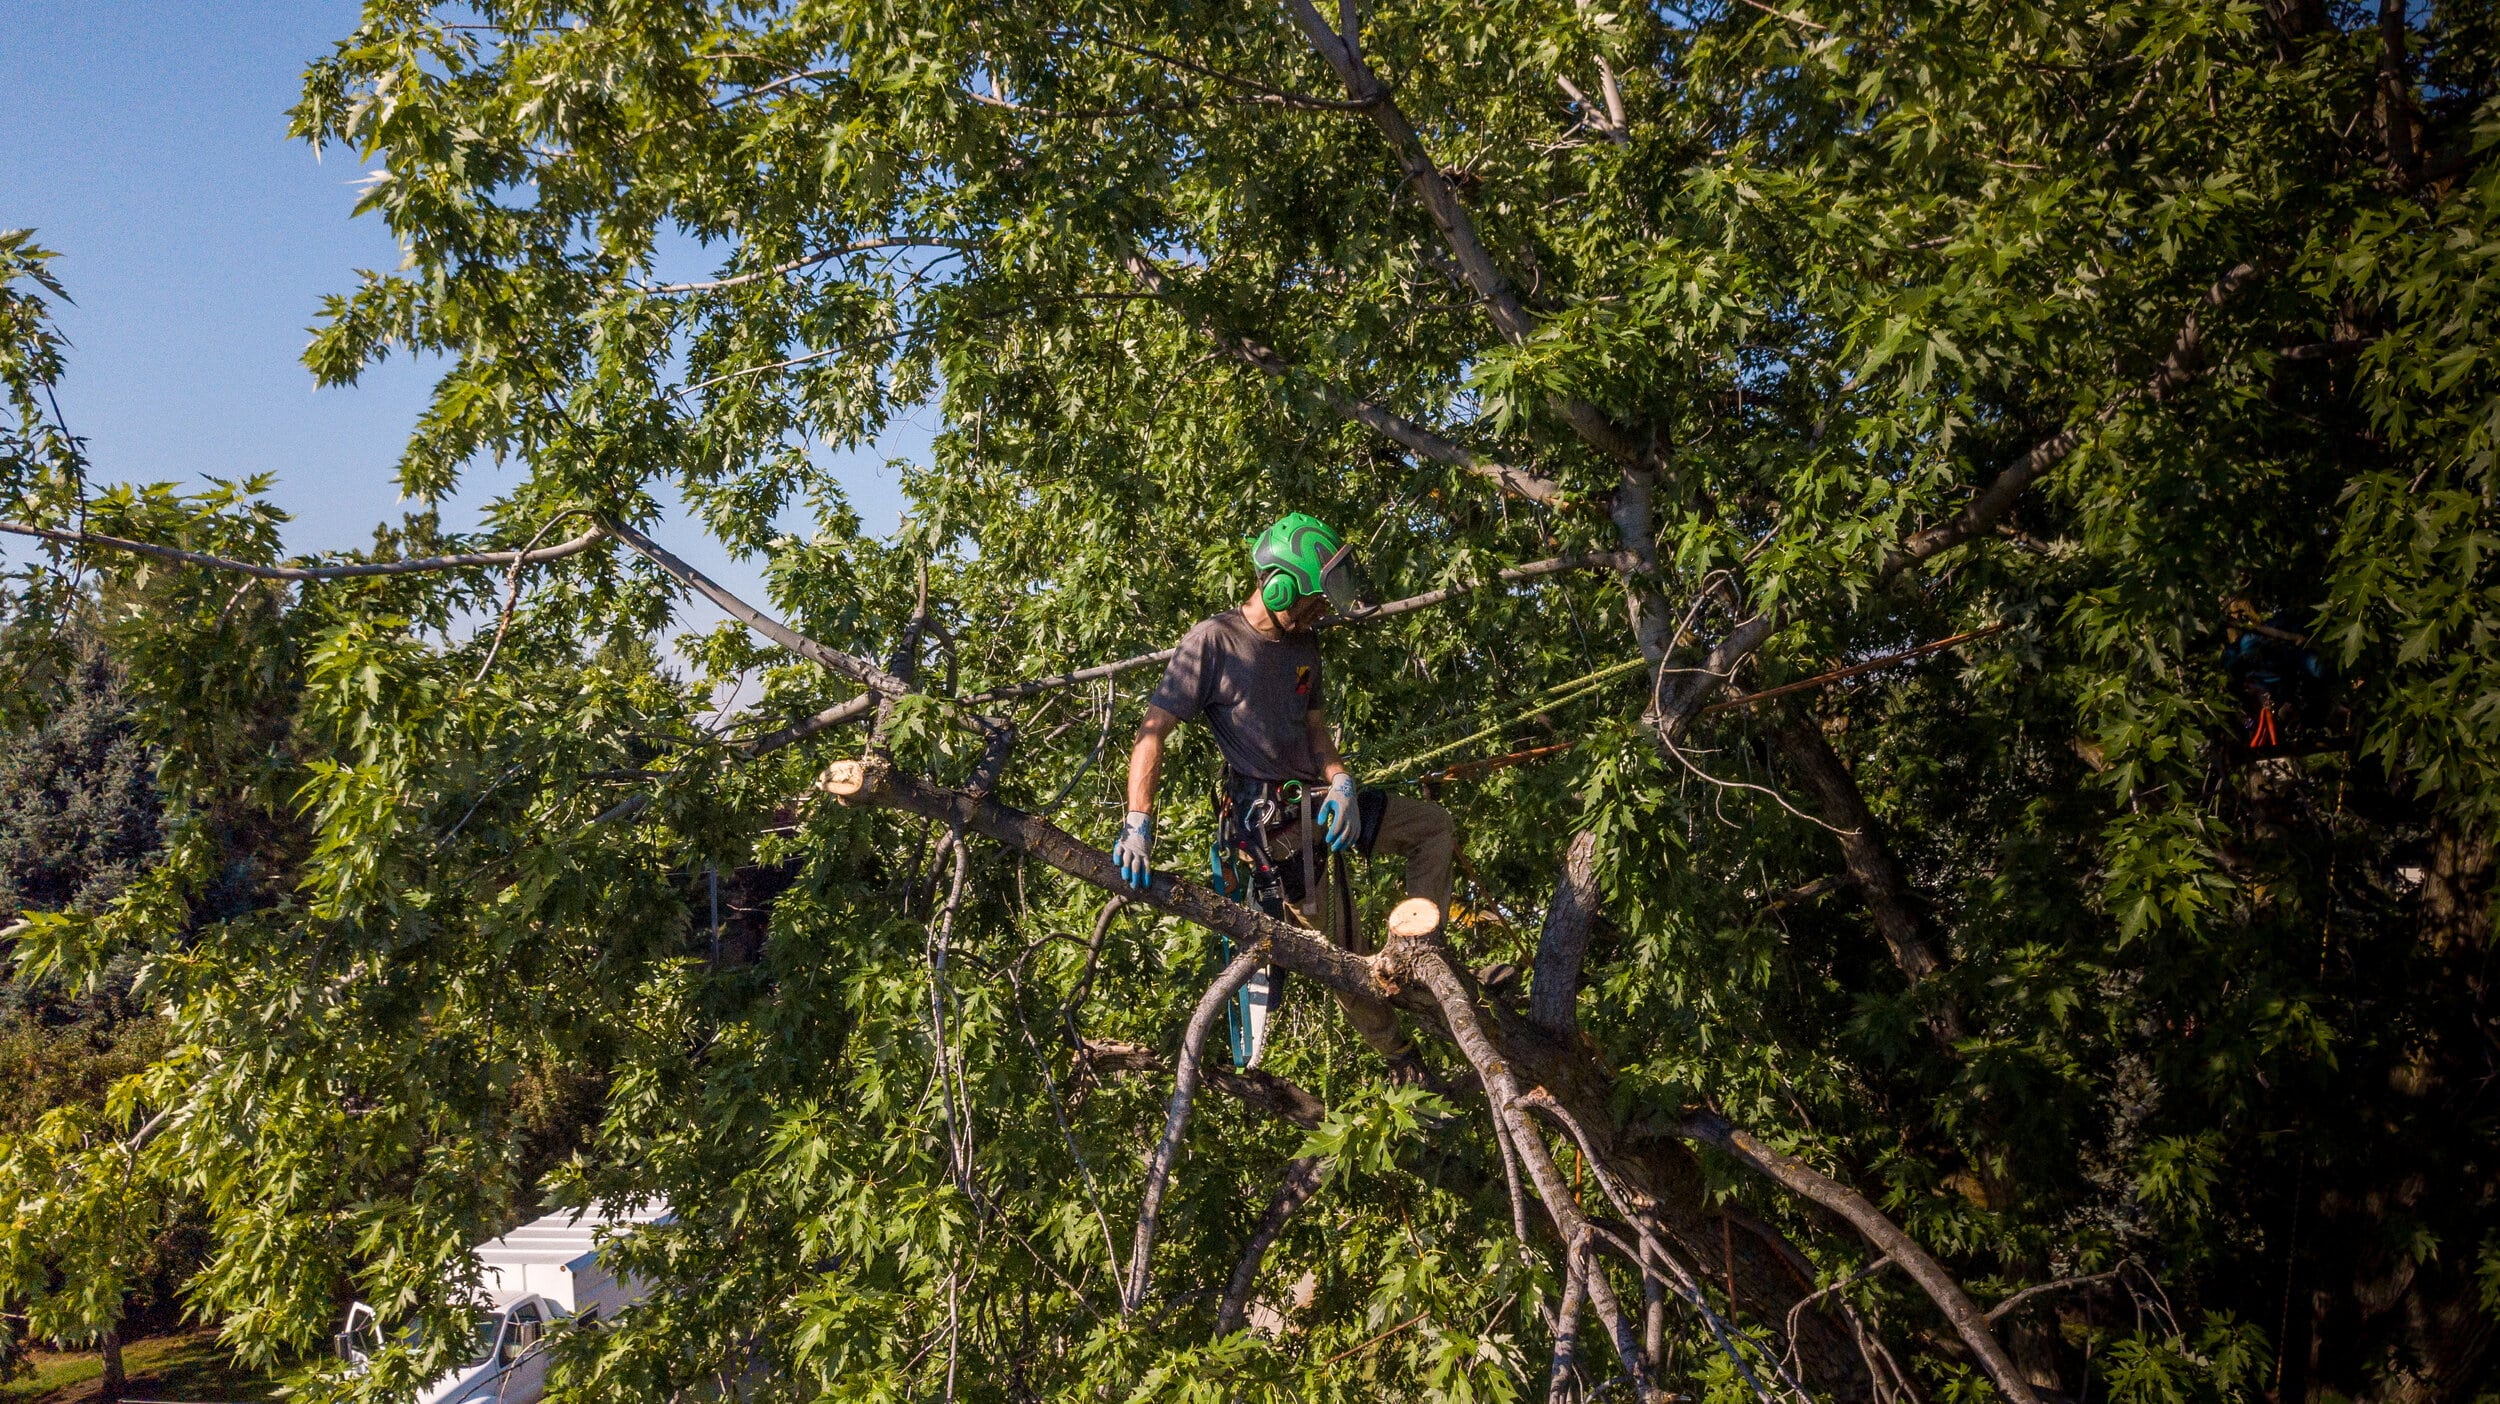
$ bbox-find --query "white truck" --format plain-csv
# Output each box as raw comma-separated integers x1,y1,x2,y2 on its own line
337,1200,669,1404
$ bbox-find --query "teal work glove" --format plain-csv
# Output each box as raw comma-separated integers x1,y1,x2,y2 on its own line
1115,811,1155,889
1318,774,1359,852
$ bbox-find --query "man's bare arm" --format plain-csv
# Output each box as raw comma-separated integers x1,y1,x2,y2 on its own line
1129,706,1182,813
1307,704,1351,785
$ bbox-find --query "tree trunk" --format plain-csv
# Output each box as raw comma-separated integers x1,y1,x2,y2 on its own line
99,1322,127,1404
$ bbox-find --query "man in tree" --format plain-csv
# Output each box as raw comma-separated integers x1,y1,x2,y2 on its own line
1115,513,1455,1063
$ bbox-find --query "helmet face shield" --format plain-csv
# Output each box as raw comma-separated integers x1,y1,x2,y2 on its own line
1319,539,1364,612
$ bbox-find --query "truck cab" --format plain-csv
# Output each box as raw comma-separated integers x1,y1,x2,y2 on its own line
336,1201,666,1404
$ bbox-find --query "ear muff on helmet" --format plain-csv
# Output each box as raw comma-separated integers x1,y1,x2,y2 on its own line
1261,570,1303,611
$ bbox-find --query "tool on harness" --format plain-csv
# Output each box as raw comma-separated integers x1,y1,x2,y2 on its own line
1248,513,1364,614
1206,773,1296,1068
1205,772,1388,1068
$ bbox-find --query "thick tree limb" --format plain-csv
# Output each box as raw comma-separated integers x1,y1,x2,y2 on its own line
0,519,604,581
1680,1113,2042,1404
1385,938,1662,1403
1216,1155,1330,1337
817,757,1872,1396
1529,831,1600,1036
1126,945,1271,1313
1767,720,1964,1044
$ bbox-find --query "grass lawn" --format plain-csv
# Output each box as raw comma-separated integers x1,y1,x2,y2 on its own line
2,1331,285,1404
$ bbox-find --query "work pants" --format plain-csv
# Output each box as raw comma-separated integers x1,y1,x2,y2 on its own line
1269,791,1455,1057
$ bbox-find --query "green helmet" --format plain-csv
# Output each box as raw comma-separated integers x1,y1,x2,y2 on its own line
1248,513,1361,613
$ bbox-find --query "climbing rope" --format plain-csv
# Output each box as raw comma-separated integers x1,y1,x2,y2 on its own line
1363,655,1650,784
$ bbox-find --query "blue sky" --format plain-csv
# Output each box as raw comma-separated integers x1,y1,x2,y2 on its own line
1,0,919,623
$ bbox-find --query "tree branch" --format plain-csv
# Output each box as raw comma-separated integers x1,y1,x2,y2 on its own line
1386,938,1662,1403
1278,0,1657,475
1216,1155,1330,1337
1549,1231,1592,1403
1985,1268,2125,1325
0,520,604,582
1658,263,2259,741
1528,831,1600,1037
1766,718,1964,1044
1083,32,1384,111
1891,262,2259,569
636,237,985,294
601,517,910,696
952,552,1629,709
815,757,1872,1395
1123,254,1568,505
1680,1113,2043,1404
1125,944,1272,1314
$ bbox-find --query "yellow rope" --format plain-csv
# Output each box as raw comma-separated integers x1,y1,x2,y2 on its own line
1368,655,1647,782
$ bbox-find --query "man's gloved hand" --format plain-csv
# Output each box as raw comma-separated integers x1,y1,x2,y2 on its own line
1318,774,1359,852
1115,811,1155,889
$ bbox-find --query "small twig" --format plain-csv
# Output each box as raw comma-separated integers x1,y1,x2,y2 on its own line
1988,1268,2126,1326
1319,1310,1433,1367
1738,0,1831,29
471,508,598,685
637,237,982,294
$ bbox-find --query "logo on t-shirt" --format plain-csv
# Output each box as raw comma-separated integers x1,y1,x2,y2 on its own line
1294,665,1314,699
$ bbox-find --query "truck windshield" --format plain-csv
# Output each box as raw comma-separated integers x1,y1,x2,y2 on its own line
464,1311,499,1367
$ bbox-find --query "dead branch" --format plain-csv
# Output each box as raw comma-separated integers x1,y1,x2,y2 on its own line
1124,944,1271,1314
1216,1155,1330,1337
0,519,604,582
1529,831,1601,1036
1679,1113,2042,1404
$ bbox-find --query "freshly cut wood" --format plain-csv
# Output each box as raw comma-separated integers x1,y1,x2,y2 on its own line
1387,897,1443,939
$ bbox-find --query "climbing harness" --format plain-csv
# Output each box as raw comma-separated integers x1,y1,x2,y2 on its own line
1206,772,1297,1069
1203,771,1384,1068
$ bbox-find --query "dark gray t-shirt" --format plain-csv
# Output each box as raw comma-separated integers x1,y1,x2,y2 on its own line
1147,609,1324,783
